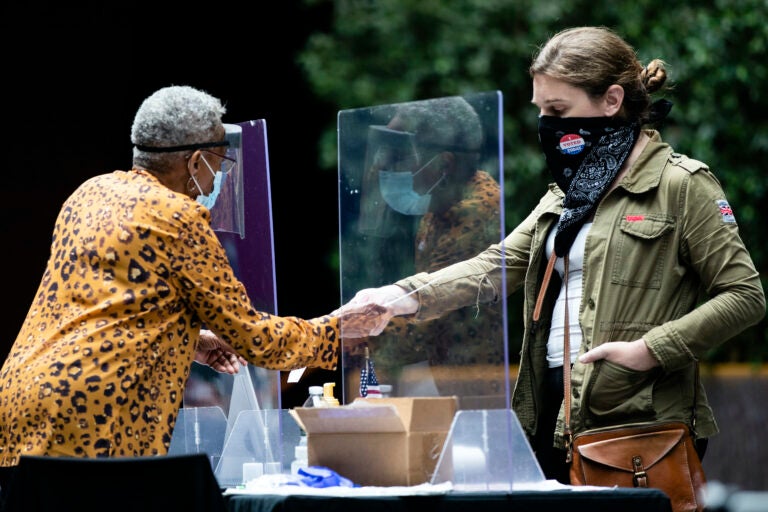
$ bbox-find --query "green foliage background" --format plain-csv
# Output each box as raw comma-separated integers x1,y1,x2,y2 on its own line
297,0,767,363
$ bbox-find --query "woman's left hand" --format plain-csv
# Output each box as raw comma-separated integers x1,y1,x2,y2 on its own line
578,339,660,371
195,329,248,374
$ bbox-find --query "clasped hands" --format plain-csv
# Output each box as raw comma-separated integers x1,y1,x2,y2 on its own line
196,329,248,375
332,284,419,339
193,285,426,369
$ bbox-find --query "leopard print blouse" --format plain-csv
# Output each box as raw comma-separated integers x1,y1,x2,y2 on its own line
0,170,339,465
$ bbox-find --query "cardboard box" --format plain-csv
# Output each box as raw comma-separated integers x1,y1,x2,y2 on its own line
289,397,458,487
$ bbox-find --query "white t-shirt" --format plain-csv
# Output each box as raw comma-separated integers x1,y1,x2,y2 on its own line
545,222,592,368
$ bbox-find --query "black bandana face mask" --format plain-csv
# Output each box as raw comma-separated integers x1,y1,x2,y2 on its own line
538,115,630,192
538,115,639,256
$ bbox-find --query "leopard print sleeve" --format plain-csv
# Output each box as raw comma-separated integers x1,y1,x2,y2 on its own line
155,176,339,371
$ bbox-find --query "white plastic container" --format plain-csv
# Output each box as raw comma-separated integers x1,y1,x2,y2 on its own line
302,386,325,407
291,436,309,475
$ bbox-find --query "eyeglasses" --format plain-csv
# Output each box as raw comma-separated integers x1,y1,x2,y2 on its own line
201,149,237,174
135,139,231,153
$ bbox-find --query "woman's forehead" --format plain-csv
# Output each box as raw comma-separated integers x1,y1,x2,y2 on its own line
531,74,587,106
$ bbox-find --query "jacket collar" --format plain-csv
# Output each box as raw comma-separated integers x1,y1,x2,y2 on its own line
548,181,565,199
617,130,671,194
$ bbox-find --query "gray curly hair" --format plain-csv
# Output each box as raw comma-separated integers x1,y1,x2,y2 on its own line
131,85,226,173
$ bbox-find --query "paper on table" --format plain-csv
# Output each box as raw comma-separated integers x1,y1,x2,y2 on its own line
225,479,454,496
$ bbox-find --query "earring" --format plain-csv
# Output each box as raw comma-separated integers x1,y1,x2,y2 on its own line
187,177,197,193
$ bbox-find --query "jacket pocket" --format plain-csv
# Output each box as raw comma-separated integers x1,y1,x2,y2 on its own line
583,360,658,423
610,213,674,289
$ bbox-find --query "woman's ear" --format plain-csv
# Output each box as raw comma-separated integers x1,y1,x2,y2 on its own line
186,150,202,175
603,84,625,117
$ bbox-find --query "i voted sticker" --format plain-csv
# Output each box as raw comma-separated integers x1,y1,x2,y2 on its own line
559,133,585,155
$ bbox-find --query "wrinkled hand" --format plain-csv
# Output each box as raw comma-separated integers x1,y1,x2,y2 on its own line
331,285,418,338
195,329,248,374
578,339,660,371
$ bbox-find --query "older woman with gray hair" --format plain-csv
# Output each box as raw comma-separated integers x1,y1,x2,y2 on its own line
0,86,363,474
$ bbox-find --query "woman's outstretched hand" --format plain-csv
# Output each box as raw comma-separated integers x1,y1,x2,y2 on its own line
332,285,418,338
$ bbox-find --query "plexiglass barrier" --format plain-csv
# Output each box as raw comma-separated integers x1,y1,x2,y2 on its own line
337,91,510,409
214,408,303,488
180,119,282,415
168,406,228,468
170,120,287,484
431,409,545,490
170,95,532,491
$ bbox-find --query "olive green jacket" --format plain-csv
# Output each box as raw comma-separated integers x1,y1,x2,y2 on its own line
396,131,765,446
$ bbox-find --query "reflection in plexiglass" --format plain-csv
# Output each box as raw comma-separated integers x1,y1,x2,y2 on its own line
338,92,509,409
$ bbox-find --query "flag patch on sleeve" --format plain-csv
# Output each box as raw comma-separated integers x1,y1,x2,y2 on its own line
716,199,736,224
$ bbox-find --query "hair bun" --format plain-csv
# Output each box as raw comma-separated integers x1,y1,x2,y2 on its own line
642,59,668,93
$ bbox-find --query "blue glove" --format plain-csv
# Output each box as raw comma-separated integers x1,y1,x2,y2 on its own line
297,466,358,488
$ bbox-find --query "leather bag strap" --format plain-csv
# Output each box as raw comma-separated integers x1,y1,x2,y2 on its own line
691,360,699,435
531,252,575,460
562,255,573,461
532,252,557,332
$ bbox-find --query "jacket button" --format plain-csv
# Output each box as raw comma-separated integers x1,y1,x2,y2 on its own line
588,298,595,309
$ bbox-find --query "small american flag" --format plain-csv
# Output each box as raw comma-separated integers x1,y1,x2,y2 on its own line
360,346,381,398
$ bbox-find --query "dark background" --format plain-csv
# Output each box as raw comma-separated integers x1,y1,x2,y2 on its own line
0,2,340,394
2,2,767,492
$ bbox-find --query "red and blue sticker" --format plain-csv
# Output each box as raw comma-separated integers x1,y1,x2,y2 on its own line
716,199,736,224
559,134,585,155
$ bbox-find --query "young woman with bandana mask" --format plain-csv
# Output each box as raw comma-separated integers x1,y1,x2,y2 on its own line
335,26,765,483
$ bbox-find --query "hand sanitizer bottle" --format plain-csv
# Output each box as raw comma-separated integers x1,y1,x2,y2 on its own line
322,382,340,406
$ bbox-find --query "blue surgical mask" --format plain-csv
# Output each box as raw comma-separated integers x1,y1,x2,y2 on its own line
191,155,225,210
378,155,444,216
